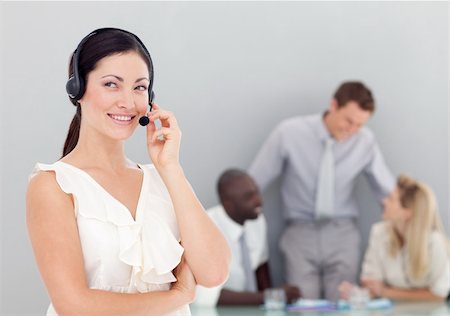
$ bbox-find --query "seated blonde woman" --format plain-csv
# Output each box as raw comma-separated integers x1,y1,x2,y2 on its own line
340,175,450,301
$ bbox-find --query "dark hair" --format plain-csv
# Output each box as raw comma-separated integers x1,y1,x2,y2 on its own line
217,169,248,201
62,29,153,158
333,81,375,113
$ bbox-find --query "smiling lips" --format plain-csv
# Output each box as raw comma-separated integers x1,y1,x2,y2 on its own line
108,114,136,124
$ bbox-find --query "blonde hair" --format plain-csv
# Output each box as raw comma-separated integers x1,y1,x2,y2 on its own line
388,175,450,280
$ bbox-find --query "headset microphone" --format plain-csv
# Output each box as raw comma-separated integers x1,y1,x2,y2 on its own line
138,91,155,126
138,116,150,126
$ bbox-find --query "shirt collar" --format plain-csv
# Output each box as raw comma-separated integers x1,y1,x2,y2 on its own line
315,112,333,142
217,205,244,241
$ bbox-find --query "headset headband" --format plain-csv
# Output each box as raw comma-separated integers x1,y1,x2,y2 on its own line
66,27,154,104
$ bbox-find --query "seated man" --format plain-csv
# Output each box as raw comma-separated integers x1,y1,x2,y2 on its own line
194,169,301,306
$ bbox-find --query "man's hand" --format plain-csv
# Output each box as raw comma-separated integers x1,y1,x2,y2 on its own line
338,281,355,300
281,284,301,303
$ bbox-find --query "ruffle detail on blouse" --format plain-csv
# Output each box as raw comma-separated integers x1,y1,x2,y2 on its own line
31,163,76,196
32,162,184,291
116,207,184,290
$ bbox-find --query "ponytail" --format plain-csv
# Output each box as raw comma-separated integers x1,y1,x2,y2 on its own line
61,105,81,158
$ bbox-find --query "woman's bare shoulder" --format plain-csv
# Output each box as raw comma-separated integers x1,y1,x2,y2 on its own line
28,169,60,194
27,169,74,218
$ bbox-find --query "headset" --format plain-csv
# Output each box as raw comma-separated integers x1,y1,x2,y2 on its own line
66,27,155,114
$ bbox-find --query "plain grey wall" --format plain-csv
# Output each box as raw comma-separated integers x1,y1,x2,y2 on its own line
1,2,448,315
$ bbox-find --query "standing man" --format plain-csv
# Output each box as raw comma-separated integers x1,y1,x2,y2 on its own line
248,81,395,301
194,169,300,306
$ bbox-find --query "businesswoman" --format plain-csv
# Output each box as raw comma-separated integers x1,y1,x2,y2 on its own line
27,28,230,315
340,175,450,301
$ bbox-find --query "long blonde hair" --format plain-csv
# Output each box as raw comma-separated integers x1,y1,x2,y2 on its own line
388,175,450,280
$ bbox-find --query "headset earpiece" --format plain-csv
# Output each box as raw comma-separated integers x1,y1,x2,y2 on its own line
66,74,84,101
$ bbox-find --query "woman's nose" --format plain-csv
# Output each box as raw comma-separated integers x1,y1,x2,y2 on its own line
117,91,135,109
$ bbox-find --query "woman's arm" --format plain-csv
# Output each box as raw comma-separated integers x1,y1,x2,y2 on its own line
157,165,231,287
361,279,445,302
145,105,231,288
27,172,195,316
382,286,445,301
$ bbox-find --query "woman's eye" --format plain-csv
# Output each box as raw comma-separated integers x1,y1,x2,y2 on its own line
135,85,148,91
105,82,118,88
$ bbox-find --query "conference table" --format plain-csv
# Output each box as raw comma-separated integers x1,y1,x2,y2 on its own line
191,301,450,316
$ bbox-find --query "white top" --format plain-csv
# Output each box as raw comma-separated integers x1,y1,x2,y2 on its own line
31,161,190,316
361,222,450,297
194,205,269,306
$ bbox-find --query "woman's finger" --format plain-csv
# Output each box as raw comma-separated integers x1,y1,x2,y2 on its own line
149,110,179,130
150,127,180,143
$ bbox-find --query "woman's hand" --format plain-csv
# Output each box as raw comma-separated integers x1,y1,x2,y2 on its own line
338,281,355,300
361,278,385,298
145,103,182,170
171,257,196,304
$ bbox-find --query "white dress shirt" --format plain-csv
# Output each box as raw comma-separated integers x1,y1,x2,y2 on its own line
361,222,450,297
193,205,269,306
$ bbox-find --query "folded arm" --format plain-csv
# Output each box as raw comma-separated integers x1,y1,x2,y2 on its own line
158,165,231,288
361,279,445,301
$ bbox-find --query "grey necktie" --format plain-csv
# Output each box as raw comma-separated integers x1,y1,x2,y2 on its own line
239,232,257,292
315,137,335,220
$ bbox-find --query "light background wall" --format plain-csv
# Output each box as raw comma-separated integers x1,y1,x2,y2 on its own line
0,2,448,315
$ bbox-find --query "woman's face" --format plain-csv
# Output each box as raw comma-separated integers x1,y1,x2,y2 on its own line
382,188,411,224
79,51,150,141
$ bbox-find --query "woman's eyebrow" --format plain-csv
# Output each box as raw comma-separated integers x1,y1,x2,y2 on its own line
101,75,149,83
135,77,150,83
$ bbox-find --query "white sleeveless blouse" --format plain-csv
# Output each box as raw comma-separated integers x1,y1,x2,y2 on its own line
31,161,191,316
